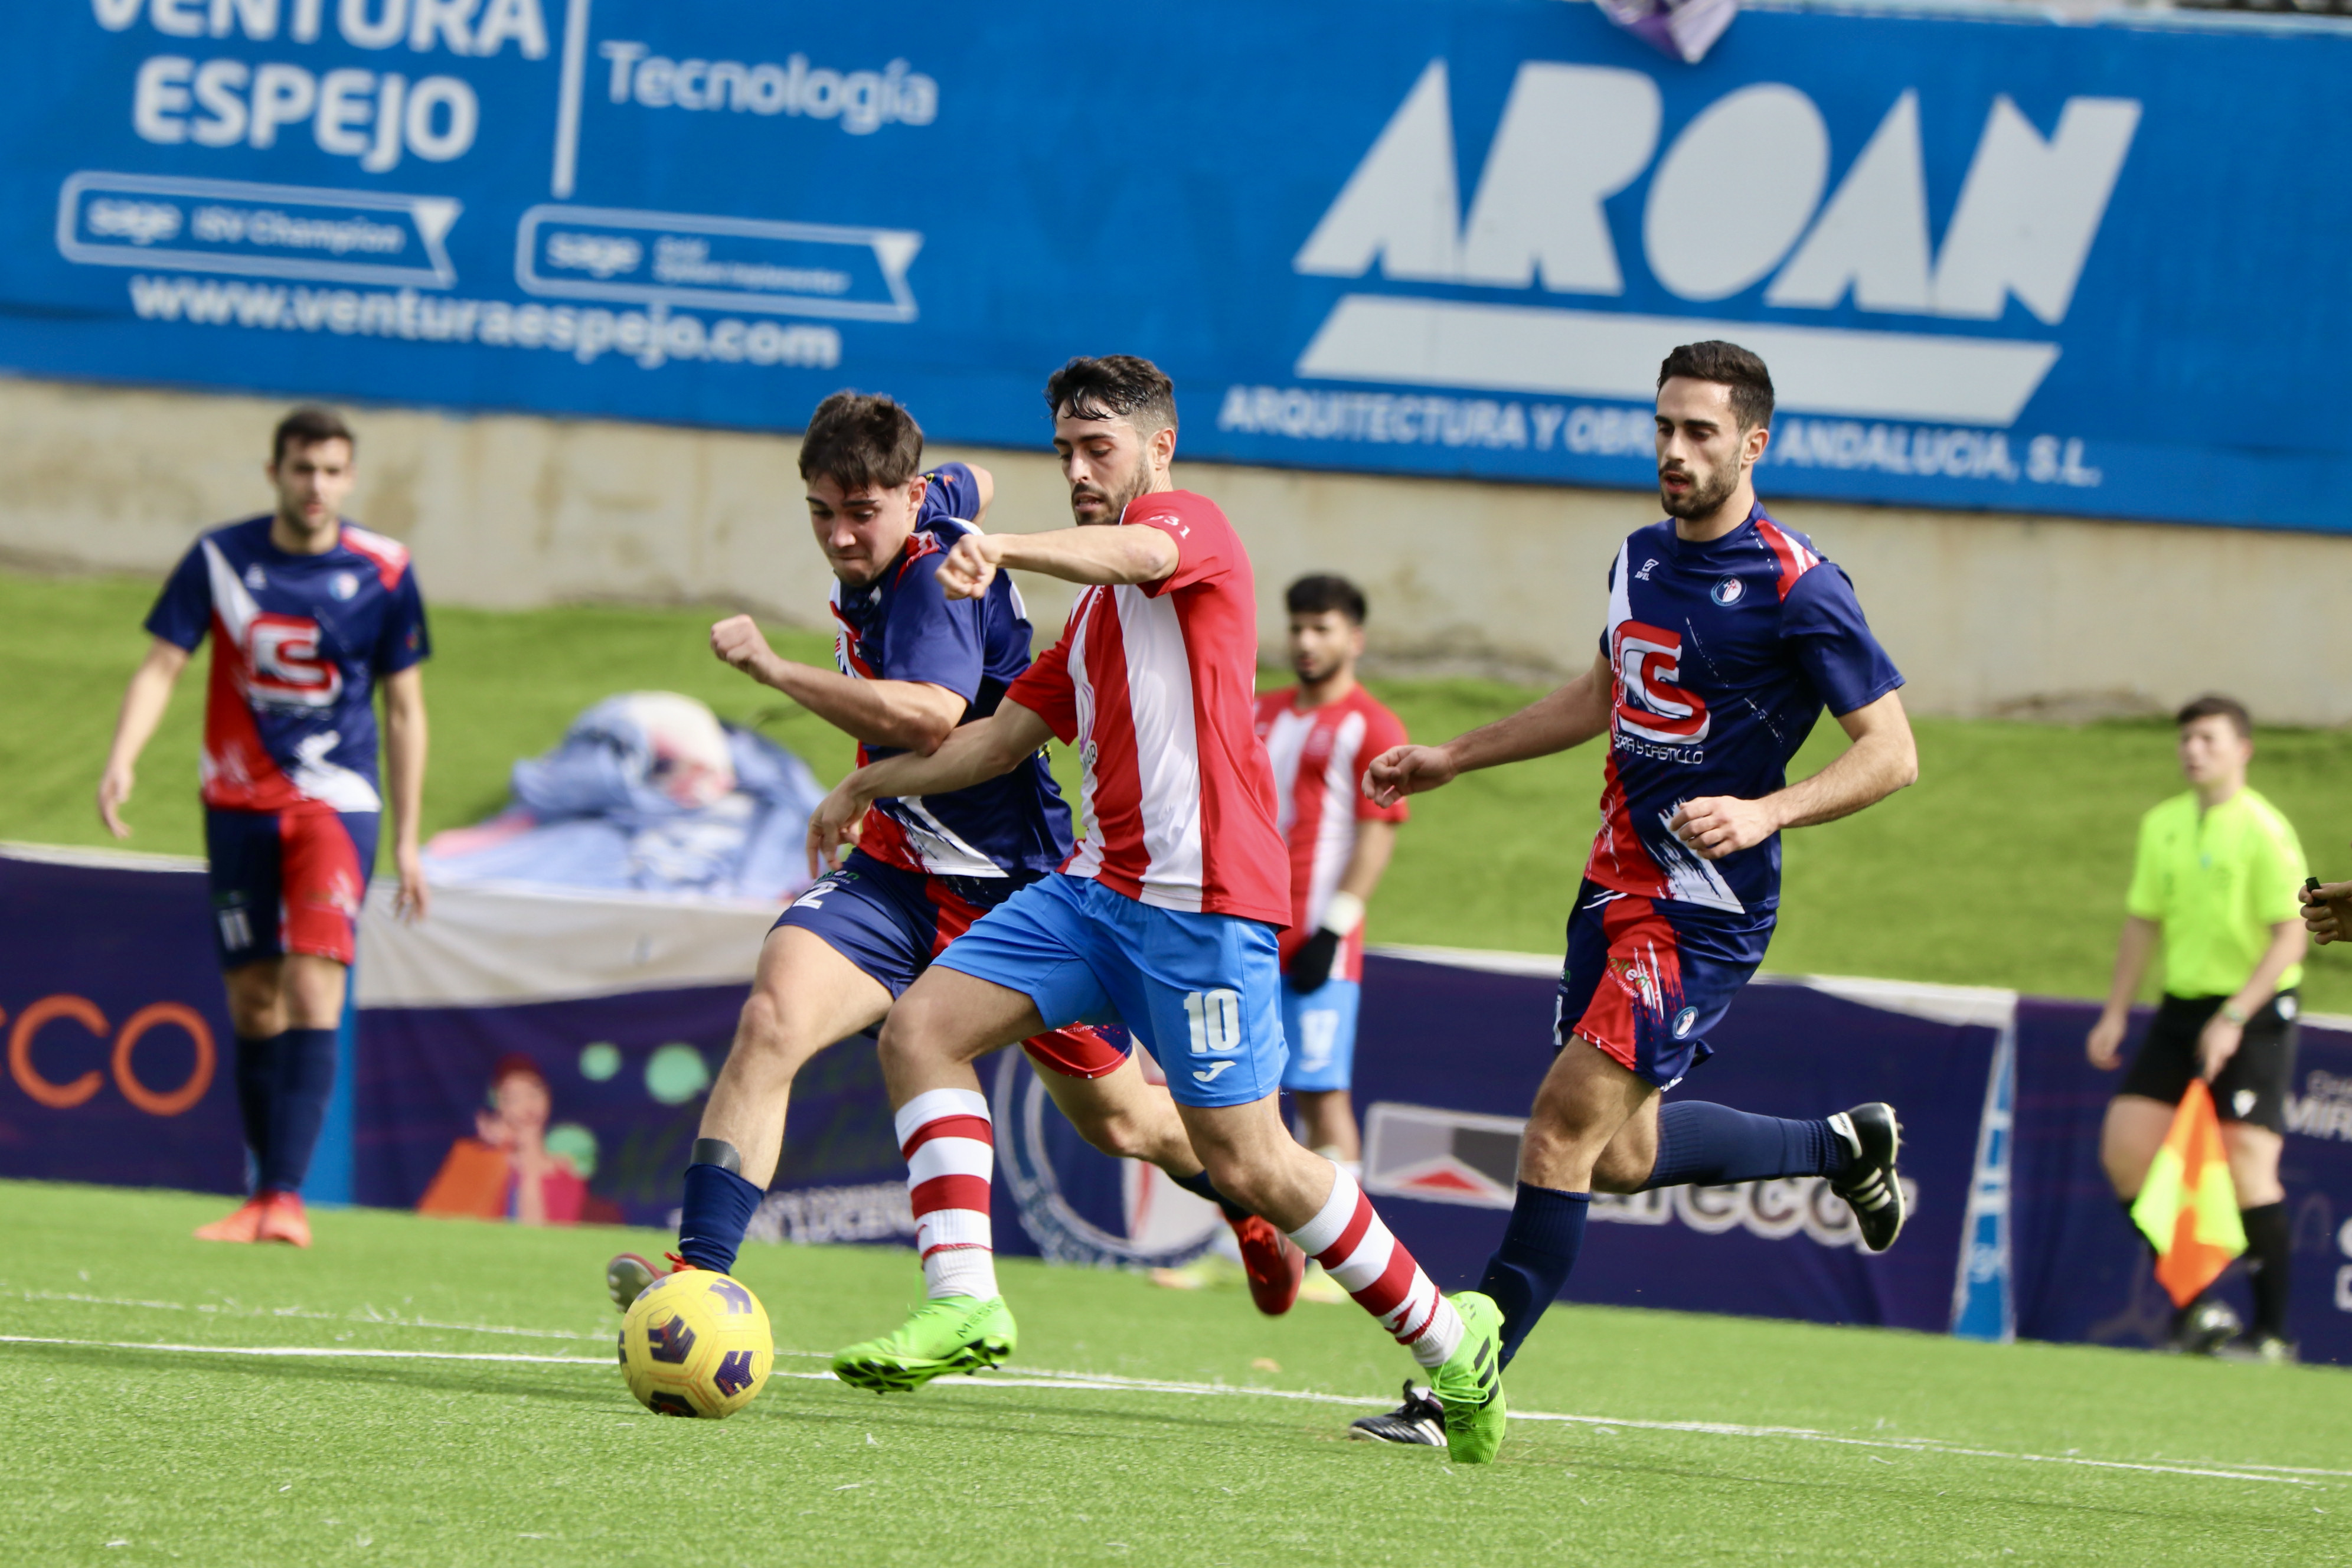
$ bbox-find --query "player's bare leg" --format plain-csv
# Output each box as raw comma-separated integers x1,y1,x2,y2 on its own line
1041,1059,1306,1314
699,929,894,1187
198,953,347,1247
1291,1087,1360,1164
612,929,891,1306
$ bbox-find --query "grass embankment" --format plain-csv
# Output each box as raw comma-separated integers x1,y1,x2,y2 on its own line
9,569,2352,1007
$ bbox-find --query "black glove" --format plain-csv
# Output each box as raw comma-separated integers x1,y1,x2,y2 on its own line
1286,927,1341,994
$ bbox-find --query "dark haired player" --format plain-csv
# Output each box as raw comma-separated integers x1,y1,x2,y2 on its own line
1257,574,1406,1168
99,406,430,1248
1350,342,1916,1445
806,357,1510,1463
608,391,1305,1315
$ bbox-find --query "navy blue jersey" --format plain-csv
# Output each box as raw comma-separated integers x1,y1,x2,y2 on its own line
144,516,429,814
1586,506,1902,914
835,462,1073,878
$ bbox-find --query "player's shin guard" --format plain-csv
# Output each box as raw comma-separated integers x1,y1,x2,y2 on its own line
1288,1169,1462,1369
260,1026,337,1193
678,1157,765,1275
233,1033,280,1178
899,1088,998,1301
1477,1183,1590,1368
1640,1101,1844,1189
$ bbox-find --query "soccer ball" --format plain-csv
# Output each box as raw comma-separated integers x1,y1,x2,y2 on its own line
618,1269,774,1418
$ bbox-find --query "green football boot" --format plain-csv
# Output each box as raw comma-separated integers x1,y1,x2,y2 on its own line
1429,1291,1507,1464
830,1295,1018,1393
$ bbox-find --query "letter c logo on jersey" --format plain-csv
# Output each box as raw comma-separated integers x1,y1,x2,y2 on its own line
246,614,343,710
1612,621,1710,745
1618,620,1712,747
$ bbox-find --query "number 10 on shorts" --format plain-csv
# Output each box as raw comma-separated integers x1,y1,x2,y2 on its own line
1182,988,1243,1055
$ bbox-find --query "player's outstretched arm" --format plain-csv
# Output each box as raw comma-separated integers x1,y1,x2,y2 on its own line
1671,689,1917,860
1364,651,1612,806
711,614,966,754
381,665,430,923
805,699,1057,874
96,637,191,839
935,525,1179,600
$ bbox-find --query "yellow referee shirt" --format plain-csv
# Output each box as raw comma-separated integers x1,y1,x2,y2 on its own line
2125,787,2308,997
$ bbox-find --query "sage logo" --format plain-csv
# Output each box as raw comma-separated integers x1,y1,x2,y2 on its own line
1292,62,2139,429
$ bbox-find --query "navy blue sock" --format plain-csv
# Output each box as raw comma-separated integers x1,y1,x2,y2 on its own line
1639,1102,1845,1190
678,1162,766,1274
233,1033,280,1181
260,1026,337,1193
1171,1168,1252,1224
1475,1183,1590,1368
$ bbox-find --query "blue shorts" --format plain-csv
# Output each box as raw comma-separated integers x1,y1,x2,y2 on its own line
1556,880,1775,1089
1279,977,1359,1093
932,873,1286,1109
775,851,1131,1080
205,807,378,970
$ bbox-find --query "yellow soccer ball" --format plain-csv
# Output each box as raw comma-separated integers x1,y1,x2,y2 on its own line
618,1269,774,1418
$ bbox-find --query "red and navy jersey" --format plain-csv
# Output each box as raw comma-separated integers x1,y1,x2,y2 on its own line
144,515,429,814
1255,684,1409,981
1586,505,1902,914
839,463,1073,879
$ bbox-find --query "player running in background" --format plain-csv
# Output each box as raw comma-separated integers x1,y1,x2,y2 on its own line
1257,574,1406,1170
608,391,1304,1317
97,406,430,1248
1350,342,1913,1446
805,357,1508,1463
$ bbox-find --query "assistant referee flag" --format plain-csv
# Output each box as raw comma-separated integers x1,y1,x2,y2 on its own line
2131,1079,2248,1308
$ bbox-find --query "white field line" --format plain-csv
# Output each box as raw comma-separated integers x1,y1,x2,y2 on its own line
0,1332,2325,1489
8,1289,599,1342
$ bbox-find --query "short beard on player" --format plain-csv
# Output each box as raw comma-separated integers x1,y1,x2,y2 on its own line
1658,455,1742,520
1069,448,1155,527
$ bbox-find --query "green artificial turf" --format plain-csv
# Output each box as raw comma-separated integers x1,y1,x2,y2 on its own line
9,568,2352,1008
0,1182,2343,1566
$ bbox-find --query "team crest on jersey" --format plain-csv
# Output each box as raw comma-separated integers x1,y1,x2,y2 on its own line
1672,1006,1699,1038
330,570,360,600
1611,620,1710,746
244,564,267,590
246,613,344,709
1710,577,1744,606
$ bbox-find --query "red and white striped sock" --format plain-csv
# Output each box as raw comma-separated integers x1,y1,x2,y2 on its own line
898,1087,999,1301
1288,1167,1463,1370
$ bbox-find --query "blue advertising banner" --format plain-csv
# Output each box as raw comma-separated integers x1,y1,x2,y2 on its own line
2,3,2347,531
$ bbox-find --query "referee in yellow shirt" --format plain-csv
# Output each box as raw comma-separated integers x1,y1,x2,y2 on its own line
2085,694,2307,1361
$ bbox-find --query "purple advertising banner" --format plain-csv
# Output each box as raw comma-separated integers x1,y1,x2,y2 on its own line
0,850,243,1197
2011,997,2352,1366
1348,954,1998,1334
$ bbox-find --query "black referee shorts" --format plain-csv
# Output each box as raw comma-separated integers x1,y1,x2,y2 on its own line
2115,991,2298,1134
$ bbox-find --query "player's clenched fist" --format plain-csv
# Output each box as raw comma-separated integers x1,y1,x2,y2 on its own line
803,776,870,877
710,615,779,680
936,532,1004,600
1668,795,1781,860
1363,743,1459,807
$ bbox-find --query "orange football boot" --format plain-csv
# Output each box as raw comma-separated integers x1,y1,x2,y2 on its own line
256,1190,312,1247
193,1196,269,1243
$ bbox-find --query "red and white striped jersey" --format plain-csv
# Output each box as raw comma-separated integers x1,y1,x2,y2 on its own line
1253,685,1408,981
1006,491,1291,927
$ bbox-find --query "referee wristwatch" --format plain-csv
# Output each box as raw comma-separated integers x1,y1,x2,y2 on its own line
2219,1001,2250,1026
